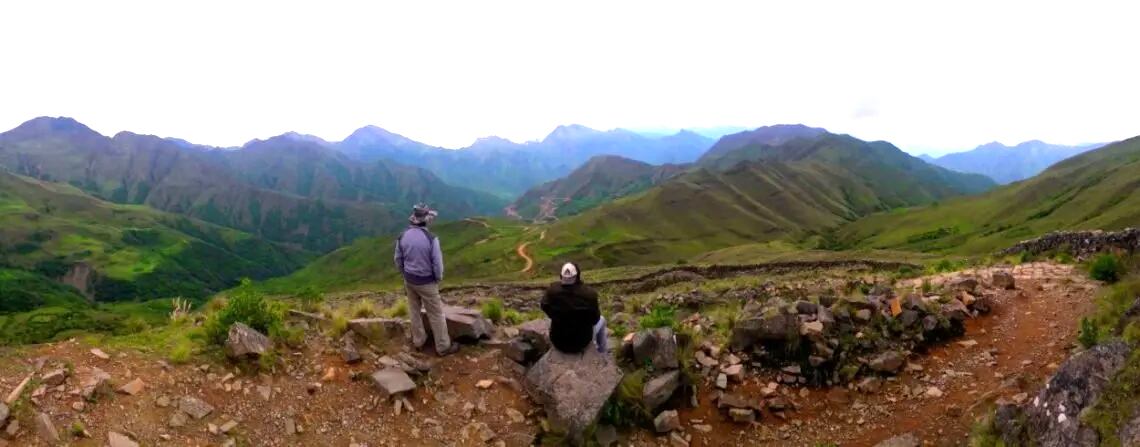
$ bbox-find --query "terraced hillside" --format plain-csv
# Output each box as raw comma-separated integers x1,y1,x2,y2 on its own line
838,135,1140,254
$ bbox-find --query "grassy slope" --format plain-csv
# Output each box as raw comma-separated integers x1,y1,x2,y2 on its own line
510,155,685,220
0,170,313,301
837,136,1140,254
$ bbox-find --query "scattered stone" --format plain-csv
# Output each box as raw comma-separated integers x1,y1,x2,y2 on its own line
869,351,906,374
0,403,8,426
925,387,944,398
71,401,85,412
595,424,618,447
220,420,238,434
476,379,495,389
728,408,756,423
716,373,728,390
224,323,272,359
654,410,681,433
34,412,59,443
461,421,496,442
108,431,139,447
524,340,622,443
722,364,744,382
424,306,496,341
730,311,798,351
950,277,979,292
257,385,272,401
117,378,146,396
800,320,824,337
694,351,719,368
156,395,171,408
857,377,883,394
78,367,113,400
341,333,362,364
670,432,690,447
875,432,920,447
506,408,525,424
90,348,110,360
502,339,536,364
643,370,681,411
854,309,873,322
957,339,978,348
41,369,67,386
371,368,416,396
179,396,215,419
169,411,188,428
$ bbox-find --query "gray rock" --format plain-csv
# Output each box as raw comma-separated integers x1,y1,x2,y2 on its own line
899,310,920,327
950,277,979,292
794,301,818,314
348,318,408,342
168,411,188,428
869,351,905,374
992,271,1016,289
525,342,622,444
502,338,536,364
179,396,215,420
78,367,113,400
642,370,681,411
922,315,939,332
717,394,762,411
41,369,67,386
730,311,797,351
715,373,727,389
875,432,920,447
223,323,272,359
972,294,995,314
34,412,58,443
423,306,495,341
517,319,552,354
371,368,416,396
942,299,971,323
108,431,140,447
0,402,8,427
728,408,756,423
630,328,679,370
654,410,681,433
341,333,362,364
854,309,873,322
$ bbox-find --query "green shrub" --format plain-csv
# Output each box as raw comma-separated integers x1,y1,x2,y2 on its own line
481,298,505,324
599,369,649,428
502,309,524,326
297,286,323,312
638,305,677,329
1078,317,1099,349
1090,254,1125,283
271,325,305,348
204,279,282,346
168,337,195,364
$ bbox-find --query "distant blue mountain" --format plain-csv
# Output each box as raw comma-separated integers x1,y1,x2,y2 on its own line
927,140,1104,184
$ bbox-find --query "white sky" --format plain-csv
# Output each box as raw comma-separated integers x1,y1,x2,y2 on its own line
1,1,1137,155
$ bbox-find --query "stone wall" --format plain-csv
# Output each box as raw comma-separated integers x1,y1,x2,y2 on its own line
998,228,1140,260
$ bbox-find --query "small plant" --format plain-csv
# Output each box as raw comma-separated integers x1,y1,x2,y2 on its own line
168,337,194,364
351,299,379,318
297,286,324,312
170,297,192,321
270,325,305,348
1078,317,1099,348
921,279,933,294
257,348,279,371
383,300,409,318
70,421,86,437
1089,254,1125,283
481,298,505,324
599,369,649,427
204,279,283,346
329,312,350,337
638,305,677,329
1054,251,1075,264
502,309,525,325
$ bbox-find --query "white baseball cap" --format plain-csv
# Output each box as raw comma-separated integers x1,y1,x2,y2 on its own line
560,263,579,285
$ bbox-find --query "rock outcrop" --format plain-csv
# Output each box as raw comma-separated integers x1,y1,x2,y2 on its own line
525,342,622,444
999,228,1139,260
994,341,1131,446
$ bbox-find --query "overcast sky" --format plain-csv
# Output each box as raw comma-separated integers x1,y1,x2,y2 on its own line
1,1,1136,155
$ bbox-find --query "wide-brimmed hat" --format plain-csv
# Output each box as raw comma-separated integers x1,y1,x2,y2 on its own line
409,203,438,225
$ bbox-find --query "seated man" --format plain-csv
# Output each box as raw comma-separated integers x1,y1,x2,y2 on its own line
541,262,607,354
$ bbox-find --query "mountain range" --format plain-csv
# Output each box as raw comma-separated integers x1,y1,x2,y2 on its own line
508,155,686,221
922,140,1103,184
335,125,714,198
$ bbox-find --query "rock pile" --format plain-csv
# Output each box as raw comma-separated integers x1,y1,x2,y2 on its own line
729,281,995,385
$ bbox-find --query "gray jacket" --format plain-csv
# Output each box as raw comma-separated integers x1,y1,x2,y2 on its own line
394,227,444,285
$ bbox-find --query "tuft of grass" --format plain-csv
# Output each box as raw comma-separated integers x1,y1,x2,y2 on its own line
296,286,324,312
481,298,505,324
351,299,379,319
1078,317,1099,349
383,300,408,318
639,305,677,330
70,421,86,437
599,368,649,428
329,312,350,337
168,337,195,364
968,412,1006,447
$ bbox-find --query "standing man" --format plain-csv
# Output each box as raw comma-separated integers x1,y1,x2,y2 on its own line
394,204,459,356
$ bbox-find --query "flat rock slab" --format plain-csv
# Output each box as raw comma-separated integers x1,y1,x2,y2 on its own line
179,396,215,420
35,412,59,443
525,342,622,443
423,306,495,341
117,378,146,396
371,368,417,396
642,370,681,411
108,431,140,447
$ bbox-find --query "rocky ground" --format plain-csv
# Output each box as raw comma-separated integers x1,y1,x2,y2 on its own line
0,262,1101,446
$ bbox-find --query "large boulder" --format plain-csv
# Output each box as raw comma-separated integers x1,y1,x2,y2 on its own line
517,318,552,354
629,328,679,370
994,341,1131,447
730,310,797,351
642,370,681,411
525,342,622,444
348,318,408,342
423,306,495,342
224,323,272,359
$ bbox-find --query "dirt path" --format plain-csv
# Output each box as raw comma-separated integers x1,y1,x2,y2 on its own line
464,218,491,228
516,230,546,273
660,262,1101,446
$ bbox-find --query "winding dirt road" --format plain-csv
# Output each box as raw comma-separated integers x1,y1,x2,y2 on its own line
516,230,546,273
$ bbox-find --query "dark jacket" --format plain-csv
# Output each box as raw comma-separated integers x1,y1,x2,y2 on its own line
541,281,601,354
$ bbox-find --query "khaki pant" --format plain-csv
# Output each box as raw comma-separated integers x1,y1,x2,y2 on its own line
404,282,451,353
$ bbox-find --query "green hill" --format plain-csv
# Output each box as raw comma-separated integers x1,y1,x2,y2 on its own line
836,135,1140,254
509,155,686,221
0,169,312,301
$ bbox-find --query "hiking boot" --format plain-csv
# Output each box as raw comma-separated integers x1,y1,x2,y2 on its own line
437,342,461,357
